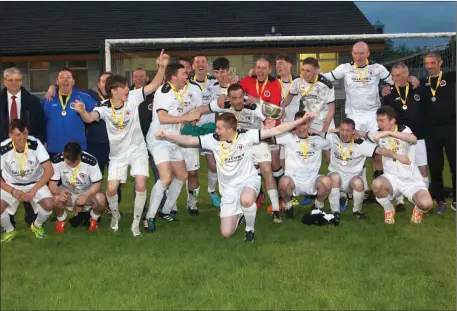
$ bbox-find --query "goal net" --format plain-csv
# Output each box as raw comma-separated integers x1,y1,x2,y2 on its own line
105,33,456,124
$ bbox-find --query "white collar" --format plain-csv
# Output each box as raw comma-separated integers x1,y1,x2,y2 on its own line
7,90,21,99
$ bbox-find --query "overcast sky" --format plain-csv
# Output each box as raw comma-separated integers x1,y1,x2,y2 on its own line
355,1,456,48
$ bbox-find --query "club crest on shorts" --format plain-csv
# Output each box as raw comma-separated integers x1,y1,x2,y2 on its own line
264,90,271,97
440,80,446,87
414,94,420,101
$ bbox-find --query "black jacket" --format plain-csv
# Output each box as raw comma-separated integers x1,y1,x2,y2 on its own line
0,86,46,143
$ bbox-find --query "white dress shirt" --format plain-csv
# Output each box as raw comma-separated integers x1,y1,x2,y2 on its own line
7,91,21,119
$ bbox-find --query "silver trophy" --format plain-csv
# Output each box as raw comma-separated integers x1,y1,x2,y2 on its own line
260,101,283,119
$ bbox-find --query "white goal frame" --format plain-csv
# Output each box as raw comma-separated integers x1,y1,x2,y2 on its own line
105,32,456,72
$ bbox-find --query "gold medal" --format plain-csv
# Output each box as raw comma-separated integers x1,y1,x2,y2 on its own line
402,105,408,110
395,84,409,111
13,141,28,178
338,137,354,165
61,111,67,116
68,163,80,189
59,91,71,116
219,132,238,168
429,71,442,101
431,97,436,102
387,125,399,154
298,136,310,160
111,103,125,130
20,171,25,177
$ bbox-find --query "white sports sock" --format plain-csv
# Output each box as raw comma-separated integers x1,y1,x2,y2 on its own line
314,199,325,209
414,205,425,214
267,189,280,212
90,209,100,220
396,195,405,205
1,211,14,233
242,203,257,232
34,206,52,227
207,170,218,193
283,200,293,211
328,188,340,213
376,196,393,212
423,177,430,189
134,191,147,221
57,211,67,222
162,178,184,214
187,185,199,209
106,193,119,214
147,180,168,219
361,167,369,191
353,190,365,213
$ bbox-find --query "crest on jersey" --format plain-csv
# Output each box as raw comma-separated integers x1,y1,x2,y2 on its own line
440,80,446,87
414,94,420,101
264,90,271,97
79,173,86,178
368,70,374,76
125,110,131,116
28,160,35,165
148,104,153,111
236,144,244,152
188,93,194,99
207,87,212,93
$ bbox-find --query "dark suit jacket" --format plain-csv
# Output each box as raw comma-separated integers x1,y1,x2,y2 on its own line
0,86,46,143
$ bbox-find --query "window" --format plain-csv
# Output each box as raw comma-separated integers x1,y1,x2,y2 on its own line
298,52,339,73
67,61,88,90
29,62,50,93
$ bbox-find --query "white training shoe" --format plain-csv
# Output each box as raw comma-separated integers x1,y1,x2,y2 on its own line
110,211,120,232
131,219,141,237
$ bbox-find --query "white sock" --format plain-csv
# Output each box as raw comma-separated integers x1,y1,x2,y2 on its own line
106,193,119,214
414,205,425,214
361,167,369,191
147,180,168,218
34,206,52,227
267,189,280,212
423,176,430,189
283,200,293,211
314,199,325,209
162,178,184,214
134,191,147,221
90,209,100,220
187,185,199,209
328,188,340,213
207,170,218,193
242,203,257,232
1,211,14,233
376,196,393,212
396,195,405,205
57,211,67,222
353,190,365,213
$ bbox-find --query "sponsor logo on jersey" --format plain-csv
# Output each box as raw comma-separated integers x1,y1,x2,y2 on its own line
264,90,271,97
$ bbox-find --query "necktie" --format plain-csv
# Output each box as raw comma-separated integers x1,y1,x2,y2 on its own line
10,95,18,122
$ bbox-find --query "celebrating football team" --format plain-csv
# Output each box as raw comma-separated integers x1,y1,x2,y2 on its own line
1,42,455,243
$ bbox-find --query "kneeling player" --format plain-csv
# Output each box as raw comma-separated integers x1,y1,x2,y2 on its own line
49,143,105,232
156,112,314,241
310,118,411,220
368,106,433,224
0,120,54,242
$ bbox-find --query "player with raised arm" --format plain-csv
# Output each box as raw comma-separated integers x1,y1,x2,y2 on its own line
74,49,170,236
275,111,332,219
156,111,315,242
49,142,105,233
144,63,202,230
0,120,55,242
367,106,433,224
310,118,411,221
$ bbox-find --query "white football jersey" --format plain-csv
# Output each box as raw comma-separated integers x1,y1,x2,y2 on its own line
0,136,49,185
147,82,202,144
94,88,147,161
289,74,335,128
279,76,300,123
212,82,230,96
326,133,377,177
323,62,393,116
51,151,103,195
199,129,260,195
192,75,218,126
367,125,422,180
275,133,330,179
209,99,265,130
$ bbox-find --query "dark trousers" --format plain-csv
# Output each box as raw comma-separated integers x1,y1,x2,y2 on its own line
425,124,456,203
87,142,122,202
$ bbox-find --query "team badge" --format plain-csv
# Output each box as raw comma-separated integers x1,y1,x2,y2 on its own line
264,90,271,97
237,144,244,152
440,80,446,87
189,93,194,99
79,173,86,179
148,104,153,111
414,94,420,101
125,110,131,116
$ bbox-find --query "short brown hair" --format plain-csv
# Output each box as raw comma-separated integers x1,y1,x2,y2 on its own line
376,106,397,120
63,142,82,162
98,72,112,81
9,119,28,133
256,56,272,68
57,67,74,79
105,75,128,98
216,112,237,131
302,57,319,68
276,54,293,64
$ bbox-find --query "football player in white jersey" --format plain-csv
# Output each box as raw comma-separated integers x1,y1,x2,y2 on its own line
75,49,170,236
275,111,333,218
0,120,55,242
145,63,202,230
178,57,193,77
49,142,105,233
155,111,315,242
367,106,433,224
310,118,411,221
200,84,283,223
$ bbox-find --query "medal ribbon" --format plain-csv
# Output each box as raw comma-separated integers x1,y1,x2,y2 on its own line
298,136,310,160
300,75,318,97
58,91,72,112
12,141,28,176
193,76,207,91
395,84,409,108
280,75,293,99
387,125,398,153
97,90,105,101
256,79,268,103
338,137,354,161
111,103,125,130
69,164,81,186
354,59,369,83
428,71,442,98
169,82,188,106
219,132,238,168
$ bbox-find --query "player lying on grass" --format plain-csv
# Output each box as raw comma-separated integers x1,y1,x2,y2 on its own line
49,142,105,233
155,111,315,242
0,119,54,242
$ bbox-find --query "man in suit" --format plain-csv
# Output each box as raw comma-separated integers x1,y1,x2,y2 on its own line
0,67,46,227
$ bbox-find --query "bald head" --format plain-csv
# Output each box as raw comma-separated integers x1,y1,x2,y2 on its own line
352,41,370,67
